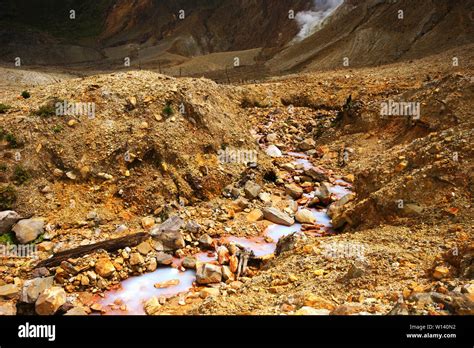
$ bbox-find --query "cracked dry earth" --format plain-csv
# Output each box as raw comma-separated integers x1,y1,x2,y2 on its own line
0,46,473,316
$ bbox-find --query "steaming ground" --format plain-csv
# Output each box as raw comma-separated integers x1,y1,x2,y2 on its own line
293,0,344,42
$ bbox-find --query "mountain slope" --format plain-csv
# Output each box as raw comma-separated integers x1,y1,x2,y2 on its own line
268,0,474,73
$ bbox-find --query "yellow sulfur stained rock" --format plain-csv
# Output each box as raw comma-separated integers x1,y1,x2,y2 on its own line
433,266,450,280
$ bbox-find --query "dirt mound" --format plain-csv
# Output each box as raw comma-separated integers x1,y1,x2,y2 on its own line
0,70,271,226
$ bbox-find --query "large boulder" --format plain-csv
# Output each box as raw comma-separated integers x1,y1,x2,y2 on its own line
0,210,21,234
327,193,356,218
262,207,294,226
35,287,67,315
295,209,316,224
12,218,44,244
20,276,54,303
196,263,222,284
285,184,303,199
150,215,185,250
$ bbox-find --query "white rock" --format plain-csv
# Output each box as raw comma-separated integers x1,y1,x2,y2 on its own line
266,145,282,158
295,209,316,224
12,218,44,244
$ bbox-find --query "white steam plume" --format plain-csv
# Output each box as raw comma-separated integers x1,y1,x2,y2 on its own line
293,0,344,42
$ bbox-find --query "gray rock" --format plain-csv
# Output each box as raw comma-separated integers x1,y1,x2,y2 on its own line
275,232,305,256
152,215,183,234
12,218,45,244
0,210,21,234
150,215,185,250
222,185,240,199
244,181,261,199
309,182,332,207
262,207,294,226
298,138,316,151
318,182,332,199
155,252,173,265
196,263,222,284
304,167,329,182
344,264,365,280
285,184,303,199
266,145,282,158
198,234,214,249
114,224,128,233
388,302,410,315
20,276,54,304
30,267,50,278
409,292,434,306
182,256,197,269
185,221,201,234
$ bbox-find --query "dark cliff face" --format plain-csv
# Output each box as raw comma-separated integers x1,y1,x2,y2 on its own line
0,0,310,53
99,0,312,54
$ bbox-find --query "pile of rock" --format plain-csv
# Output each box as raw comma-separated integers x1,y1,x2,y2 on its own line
196,242,255,286
0,276,68,315
0,211,45,244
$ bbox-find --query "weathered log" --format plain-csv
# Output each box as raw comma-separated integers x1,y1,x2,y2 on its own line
35,232,149,268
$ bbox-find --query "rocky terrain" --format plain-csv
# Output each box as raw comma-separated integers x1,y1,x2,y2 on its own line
0,44,472,316
0,1,472,317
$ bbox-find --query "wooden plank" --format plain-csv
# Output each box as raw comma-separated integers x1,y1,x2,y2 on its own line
35,232,149,268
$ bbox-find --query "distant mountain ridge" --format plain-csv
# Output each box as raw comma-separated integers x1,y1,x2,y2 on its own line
1,0,473,77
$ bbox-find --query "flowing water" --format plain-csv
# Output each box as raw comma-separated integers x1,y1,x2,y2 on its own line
97,151,352,315
99,268,196,315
